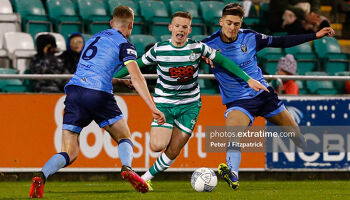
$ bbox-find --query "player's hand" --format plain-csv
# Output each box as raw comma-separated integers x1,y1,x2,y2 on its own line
201,56,215,69
152,108,166,125
247,78,269,92
316,27,335,38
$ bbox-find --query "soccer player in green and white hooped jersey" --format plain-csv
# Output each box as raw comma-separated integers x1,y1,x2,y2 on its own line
115,11,268,190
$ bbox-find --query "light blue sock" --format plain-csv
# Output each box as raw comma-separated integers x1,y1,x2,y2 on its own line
226,150,241,177
41,152,70,179
118,139,133,167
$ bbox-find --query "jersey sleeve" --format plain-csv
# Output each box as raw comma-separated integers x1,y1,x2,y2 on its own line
200,42,216,60
255,32,273,52
119,42,137,65
141,44,157,65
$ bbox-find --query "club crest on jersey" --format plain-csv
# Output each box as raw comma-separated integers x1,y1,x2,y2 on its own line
241,44,247,53
189,51,196,61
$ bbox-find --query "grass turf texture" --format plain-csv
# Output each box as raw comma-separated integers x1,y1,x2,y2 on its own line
1,180,349,200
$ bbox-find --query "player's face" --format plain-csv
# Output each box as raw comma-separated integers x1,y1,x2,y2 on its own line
169,17,192,47
219,15,242,42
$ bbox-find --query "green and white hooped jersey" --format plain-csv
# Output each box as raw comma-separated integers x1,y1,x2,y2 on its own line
141,39,216,106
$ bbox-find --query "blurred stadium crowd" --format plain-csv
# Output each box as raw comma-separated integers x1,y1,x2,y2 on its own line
0,0,349,94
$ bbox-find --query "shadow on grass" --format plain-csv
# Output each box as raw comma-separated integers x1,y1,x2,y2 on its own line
49,190,132,194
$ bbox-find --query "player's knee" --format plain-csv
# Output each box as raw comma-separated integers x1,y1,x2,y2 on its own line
150,142,166,152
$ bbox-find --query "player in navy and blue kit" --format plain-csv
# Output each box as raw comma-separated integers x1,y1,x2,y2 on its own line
202,3,335,190
29,6,165,198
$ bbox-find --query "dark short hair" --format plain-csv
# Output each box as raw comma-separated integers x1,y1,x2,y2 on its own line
36,34,56,54
172,11,192,21
222,3,245,18
113,5,134,20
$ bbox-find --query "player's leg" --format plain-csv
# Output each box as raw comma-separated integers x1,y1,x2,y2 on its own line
266,109,307,149
225,110,251,175
149,106,174,152
92,90,150,193
141,126,173,189
30,85,89,198
143,127,190,182
104,119,149,193
142,102,198,189
29,130,79,198
149,127,173,152
220,109,251,190
259,87,306,149
141,106,174,184
104,119,134,168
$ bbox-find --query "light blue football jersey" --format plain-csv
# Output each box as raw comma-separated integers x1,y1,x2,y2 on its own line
66,28,137,93
203,29,270,104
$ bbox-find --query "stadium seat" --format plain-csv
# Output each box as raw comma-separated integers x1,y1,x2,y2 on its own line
12,0,52,38
139,0,171,39
285,43,318,75
313,37,349,75
191,35,209,42
75,0,110,34
0,68,27,93
0,0,19,69
107,0,144,34
169,0,206,35
35,32,66,55
3,32,36,73
333,71,350,94
160,34,171,41
257,48,284,75
129,34,157,57
199,1,225,34
305,71,338,95
295,80,308,94
81,33,93,42
46,0,83,39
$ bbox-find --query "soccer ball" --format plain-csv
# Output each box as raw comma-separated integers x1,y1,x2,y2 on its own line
191,167,217,192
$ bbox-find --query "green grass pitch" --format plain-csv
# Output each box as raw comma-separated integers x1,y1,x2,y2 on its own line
1,180,349,200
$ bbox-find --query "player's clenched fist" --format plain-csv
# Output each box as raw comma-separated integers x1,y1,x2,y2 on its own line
152,108,166,125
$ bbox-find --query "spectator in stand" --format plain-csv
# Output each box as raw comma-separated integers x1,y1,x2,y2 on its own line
269,0,330,34
60,33,85,74
275,54,299,95
29,34,67,93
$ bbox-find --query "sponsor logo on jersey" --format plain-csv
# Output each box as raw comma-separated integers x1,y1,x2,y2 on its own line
127,49,137,57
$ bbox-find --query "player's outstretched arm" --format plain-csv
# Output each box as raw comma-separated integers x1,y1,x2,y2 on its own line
126,60,165,125
268,27,335,48
212,52,269,92
114,58,147,78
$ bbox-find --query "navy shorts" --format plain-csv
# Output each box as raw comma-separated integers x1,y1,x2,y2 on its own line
63,85,123,133
225,87,285,124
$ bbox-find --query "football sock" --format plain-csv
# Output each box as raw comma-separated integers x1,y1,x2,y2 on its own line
41,152,70,179
226,150,241,178
118,139,133,167
142,152,175,180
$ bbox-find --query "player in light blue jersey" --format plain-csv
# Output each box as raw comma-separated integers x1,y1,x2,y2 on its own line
29,6,165,197
202,3,335,190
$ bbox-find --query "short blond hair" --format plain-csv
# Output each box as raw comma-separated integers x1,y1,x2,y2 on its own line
112,6,134,27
